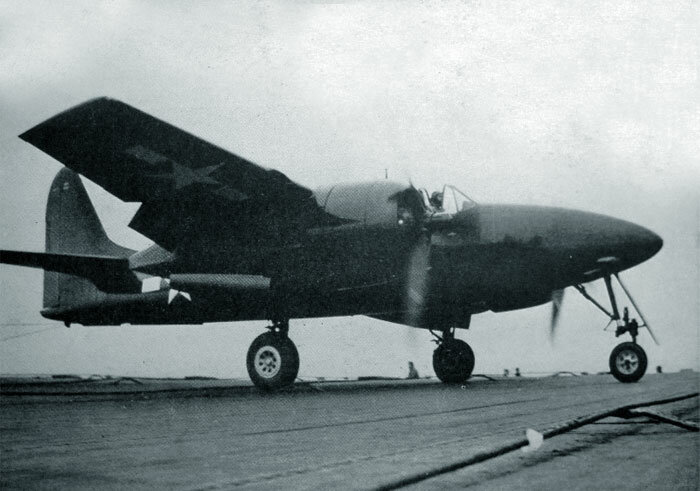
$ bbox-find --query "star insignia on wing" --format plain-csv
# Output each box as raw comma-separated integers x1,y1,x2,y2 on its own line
170,161,224,190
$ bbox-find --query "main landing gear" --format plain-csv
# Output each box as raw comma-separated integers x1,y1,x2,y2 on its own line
574,273,658,383
431,328,475,384
246,320,299,390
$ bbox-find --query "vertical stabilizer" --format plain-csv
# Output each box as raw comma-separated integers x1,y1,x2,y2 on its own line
43,168,134,309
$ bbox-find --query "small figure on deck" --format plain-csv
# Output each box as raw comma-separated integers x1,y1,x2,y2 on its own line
515,367,521,377
407,361,419,379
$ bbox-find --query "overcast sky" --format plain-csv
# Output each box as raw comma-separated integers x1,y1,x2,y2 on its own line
1,0,698,379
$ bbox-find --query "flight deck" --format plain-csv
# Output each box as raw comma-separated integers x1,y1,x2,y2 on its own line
1,372,697,489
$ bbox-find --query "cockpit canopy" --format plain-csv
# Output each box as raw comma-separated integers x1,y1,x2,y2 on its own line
418,184,477,215
313,181,477,226
314,181,407,224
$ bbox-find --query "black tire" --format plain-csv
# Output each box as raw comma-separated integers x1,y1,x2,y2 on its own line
246,332,300,390
433,339,475,384
609,342,647,383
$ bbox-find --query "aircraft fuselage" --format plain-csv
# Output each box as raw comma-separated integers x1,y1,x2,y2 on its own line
41,182,662,329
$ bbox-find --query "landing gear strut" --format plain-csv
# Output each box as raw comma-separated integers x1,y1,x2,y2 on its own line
431,328,475,384
574,273,658,383
246,320,299,390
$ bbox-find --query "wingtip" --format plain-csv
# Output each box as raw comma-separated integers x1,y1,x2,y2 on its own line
18,97,118,144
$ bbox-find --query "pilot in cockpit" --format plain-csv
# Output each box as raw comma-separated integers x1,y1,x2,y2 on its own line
429,191,444,211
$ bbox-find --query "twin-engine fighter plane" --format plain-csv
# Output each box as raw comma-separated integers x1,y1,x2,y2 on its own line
0,98,663,389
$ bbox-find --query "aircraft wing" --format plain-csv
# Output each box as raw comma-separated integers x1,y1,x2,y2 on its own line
20,98,332,250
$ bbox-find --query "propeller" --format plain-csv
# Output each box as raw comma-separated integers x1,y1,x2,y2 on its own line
549,288,565,341
405,233,432,329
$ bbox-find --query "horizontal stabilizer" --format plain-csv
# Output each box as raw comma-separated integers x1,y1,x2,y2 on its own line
0,250,140,294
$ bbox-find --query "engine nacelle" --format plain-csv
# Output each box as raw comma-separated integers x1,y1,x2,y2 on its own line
141,274,271,303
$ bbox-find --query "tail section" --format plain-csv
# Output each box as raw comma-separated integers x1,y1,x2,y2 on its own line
43,168,135,309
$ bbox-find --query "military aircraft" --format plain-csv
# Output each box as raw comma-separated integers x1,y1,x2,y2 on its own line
0,98,663,390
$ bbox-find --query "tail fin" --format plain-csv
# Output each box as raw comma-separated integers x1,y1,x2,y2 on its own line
43,168,134,308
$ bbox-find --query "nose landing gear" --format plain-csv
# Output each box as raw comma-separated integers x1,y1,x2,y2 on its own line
574,273,658,383
431,328,475,384
609,342,648,383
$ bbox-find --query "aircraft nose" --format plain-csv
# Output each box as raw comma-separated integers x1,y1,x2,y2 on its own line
572,213,663,271
470,205,663,273
625,224,663,264
642,227,663,255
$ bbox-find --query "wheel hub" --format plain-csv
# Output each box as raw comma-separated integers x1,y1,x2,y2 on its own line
254,346,281,379
615,350,639,375
439,349,461,372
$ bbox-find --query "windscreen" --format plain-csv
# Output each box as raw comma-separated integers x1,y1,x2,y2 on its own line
442,185,476,214
422,185,476,214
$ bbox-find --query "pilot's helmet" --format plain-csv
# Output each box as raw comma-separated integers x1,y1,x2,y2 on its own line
430,191,443,208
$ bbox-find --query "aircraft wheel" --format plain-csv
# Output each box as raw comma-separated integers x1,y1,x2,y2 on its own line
433,339,475,384
609,342,647,383
247,332,299,390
